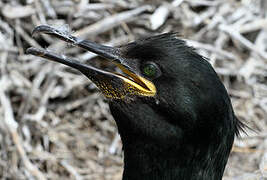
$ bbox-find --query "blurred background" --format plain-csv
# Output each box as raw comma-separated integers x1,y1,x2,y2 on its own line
0,0,267,179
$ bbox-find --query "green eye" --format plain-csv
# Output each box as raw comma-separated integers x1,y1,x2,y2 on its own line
142,63,159,78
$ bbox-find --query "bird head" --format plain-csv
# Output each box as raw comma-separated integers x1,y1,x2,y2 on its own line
27,25,243,179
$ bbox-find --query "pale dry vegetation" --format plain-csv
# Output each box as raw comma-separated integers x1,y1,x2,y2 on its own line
0,0,267,179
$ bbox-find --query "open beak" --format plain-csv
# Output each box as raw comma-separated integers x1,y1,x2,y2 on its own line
26,25,156,99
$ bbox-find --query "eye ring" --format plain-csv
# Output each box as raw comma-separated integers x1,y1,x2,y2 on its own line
141,62,161,79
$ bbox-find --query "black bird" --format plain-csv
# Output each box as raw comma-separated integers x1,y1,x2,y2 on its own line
27,25,243,180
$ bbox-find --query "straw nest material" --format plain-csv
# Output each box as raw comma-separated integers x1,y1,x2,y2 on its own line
0,0,266,179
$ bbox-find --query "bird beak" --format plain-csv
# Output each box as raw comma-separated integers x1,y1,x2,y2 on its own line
26,25,156,99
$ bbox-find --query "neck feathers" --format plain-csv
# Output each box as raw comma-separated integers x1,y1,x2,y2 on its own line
121,135,233,180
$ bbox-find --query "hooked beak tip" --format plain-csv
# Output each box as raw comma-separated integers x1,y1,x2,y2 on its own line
31,25,45,37
31,25,59,37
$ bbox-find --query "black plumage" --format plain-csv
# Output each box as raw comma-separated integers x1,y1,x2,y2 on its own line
27,25,244,180
110,34,242,180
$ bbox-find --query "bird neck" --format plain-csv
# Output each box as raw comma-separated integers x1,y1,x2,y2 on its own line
121,141,228,180
109,100,234,180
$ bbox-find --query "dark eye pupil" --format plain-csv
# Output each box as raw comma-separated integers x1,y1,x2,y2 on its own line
143,64,156,77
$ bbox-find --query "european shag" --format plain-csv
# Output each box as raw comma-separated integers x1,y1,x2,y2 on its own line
27,25,244,180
